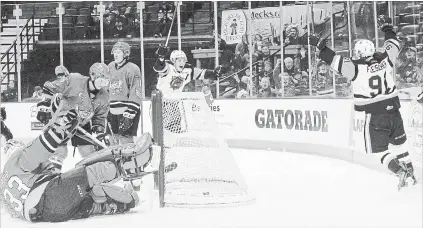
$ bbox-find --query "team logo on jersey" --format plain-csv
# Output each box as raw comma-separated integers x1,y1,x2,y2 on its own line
170,76,185,90
109,80,124,95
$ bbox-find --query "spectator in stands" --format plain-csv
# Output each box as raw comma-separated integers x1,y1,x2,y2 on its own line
234,34,250,69
258,77,275,98
154,2,175,38
277,72,296,97
32,86,43,99
285,57,297,76
397,47,419,84
236,81,250,98
253,34,264,52
284,24,301,46
314,62,334,96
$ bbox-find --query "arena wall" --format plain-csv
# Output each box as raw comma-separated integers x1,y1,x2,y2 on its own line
2,99,422,181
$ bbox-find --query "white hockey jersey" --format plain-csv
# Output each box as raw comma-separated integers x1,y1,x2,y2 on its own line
321,37,401,113
154,61,212,96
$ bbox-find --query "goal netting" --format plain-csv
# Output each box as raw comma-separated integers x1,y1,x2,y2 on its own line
151,90,255,208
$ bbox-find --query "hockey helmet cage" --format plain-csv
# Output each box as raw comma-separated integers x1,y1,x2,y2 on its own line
170,50,187,64
89,63,111,80
55,65,69,77
353,39,375,59
111,41,131,57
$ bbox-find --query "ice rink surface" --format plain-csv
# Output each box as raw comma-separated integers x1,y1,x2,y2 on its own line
1,148,422,228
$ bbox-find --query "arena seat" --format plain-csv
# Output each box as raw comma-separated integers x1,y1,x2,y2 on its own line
65,8,77,16
401,24,420,35
404,5,421,14
79,8,91,16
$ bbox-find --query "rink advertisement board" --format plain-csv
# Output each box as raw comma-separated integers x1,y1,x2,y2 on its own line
2,98,422,169
210,99,353,149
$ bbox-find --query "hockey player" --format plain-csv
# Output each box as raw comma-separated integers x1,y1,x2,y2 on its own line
309,16,417,190
153,47,223,133
107,42,142,145
153,47,223,96
36,64,110,170
1,106,13,141
0,109,156,222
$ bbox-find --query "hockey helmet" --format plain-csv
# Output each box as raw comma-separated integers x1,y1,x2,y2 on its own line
353,39,375,59
111,41,131,57
170,50,187,64
89,62,111,80
55,65,69,77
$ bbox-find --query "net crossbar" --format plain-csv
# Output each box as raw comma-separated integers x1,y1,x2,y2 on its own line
152,91,254,208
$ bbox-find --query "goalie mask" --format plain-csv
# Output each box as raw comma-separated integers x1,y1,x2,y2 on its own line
89,62,111,90
1,140,26,172
353,39,375,59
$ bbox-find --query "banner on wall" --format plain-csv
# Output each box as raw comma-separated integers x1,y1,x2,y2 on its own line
221,3,335,45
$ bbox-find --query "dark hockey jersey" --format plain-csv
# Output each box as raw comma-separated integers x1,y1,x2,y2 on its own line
42,73,109,129
0,136,59,221
108,61,142,115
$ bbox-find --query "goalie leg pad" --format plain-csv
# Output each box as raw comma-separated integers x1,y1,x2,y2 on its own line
90,183,139,206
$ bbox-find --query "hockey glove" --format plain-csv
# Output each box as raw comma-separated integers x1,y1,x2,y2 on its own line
377,15,393,31
309,34,327,50
51,109,79,141
92,125,108,145
36,99,52,125
119,109,137,133
417,91,423,103
155,45,169,58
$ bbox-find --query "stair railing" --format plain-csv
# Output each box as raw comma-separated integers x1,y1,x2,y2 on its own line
1,14,37,87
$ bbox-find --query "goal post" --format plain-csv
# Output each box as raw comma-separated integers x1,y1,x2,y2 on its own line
151,90,255,208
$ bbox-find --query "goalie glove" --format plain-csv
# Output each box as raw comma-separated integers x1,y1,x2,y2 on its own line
309,34,327,50
36,99,52,125
119,109,138,133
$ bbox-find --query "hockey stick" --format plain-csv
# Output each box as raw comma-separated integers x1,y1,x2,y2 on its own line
164,1,180,47
76,126,108,149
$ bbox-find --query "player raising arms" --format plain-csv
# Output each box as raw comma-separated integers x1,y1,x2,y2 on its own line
153,47,223,96
0,109,157,222
309,16,417,190
36,64,110,170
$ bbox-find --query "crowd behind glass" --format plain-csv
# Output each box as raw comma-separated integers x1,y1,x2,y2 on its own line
1,1,422,102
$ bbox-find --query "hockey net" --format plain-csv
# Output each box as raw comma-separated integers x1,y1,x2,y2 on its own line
151,90,254,208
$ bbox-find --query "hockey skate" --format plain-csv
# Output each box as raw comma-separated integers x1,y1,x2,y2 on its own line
396,162,417,191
